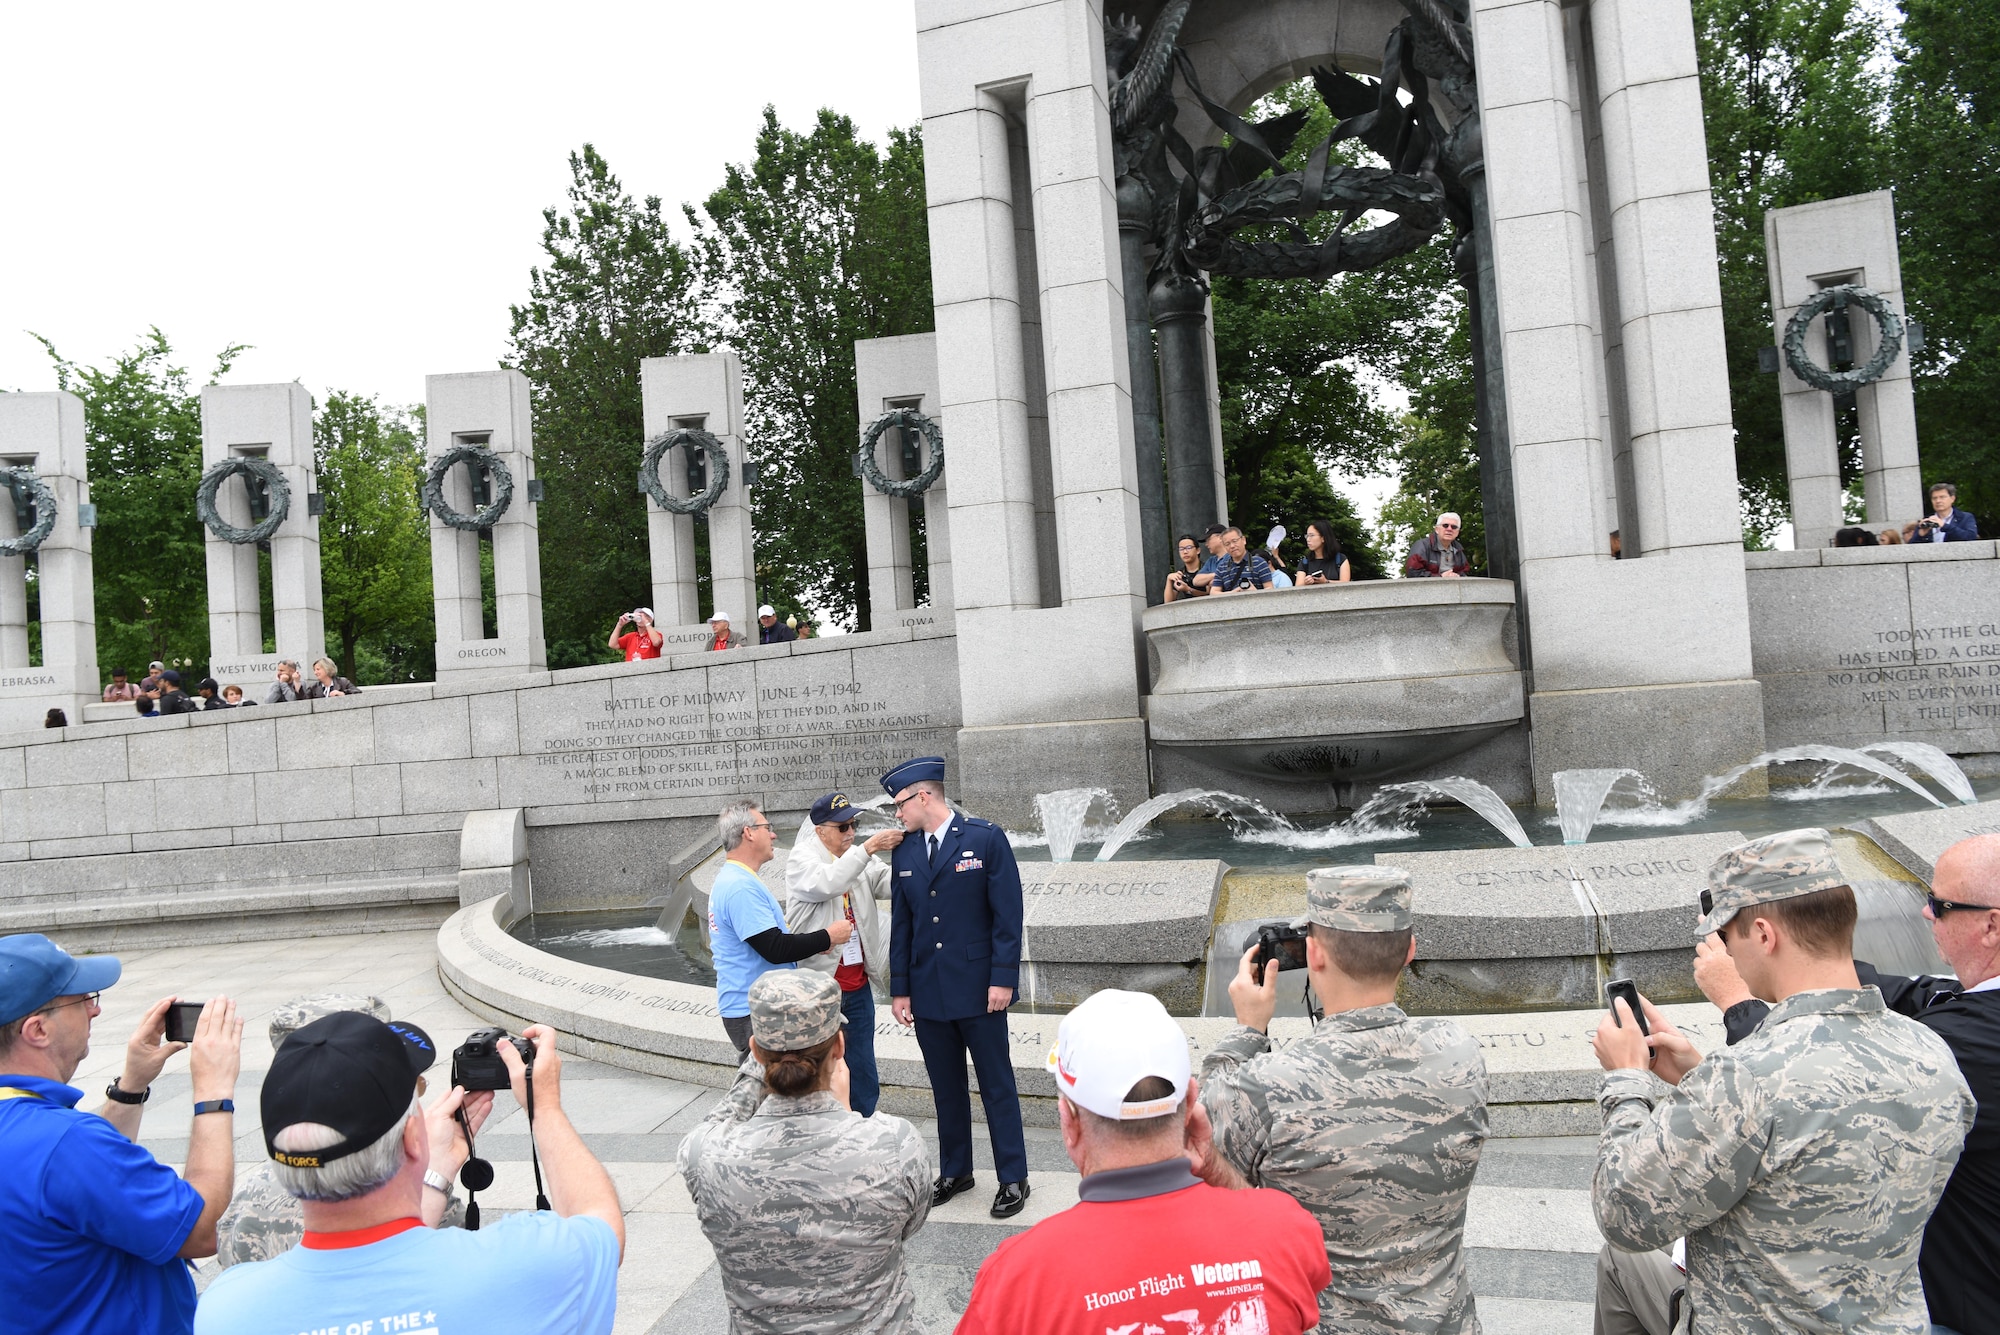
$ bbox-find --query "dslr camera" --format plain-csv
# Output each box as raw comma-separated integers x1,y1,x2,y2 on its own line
1252,921,1310,975
452,1027,535,1092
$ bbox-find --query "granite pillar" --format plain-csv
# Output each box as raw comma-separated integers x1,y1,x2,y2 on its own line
640,354,757,641
855,333,953,631
0,391,97,729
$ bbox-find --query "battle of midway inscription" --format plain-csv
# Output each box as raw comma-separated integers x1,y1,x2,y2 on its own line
513,638,961,811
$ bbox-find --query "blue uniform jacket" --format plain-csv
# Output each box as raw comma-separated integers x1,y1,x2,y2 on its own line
889,812,1024,1022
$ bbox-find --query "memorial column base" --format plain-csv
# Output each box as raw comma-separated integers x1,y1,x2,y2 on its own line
1528,678,1767,804
954,718,1150,830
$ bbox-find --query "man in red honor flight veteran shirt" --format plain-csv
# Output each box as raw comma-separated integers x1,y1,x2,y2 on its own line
955,989,1329,1335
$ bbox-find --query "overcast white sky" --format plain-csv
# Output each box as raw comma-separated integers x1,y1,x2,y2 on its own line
0,2,920,405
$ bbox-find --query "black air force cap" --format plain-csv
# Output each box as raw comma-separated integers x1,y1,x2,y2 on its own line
261,1011,434,1168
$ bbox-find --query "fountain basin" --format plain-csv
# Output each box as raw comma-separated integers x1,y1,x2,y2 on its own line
1142,579,1524,783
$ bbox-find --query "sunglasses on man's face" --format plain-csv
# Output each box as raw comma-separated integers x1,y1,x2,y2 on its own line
1928,892,1988,917
832,821,857,833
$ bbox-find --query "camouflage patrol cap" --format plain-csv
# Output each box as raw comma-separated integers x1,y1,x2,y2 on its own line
1305,866,1413,932
748,969,843,1052
267,993,390,1051
1694,827,1847,937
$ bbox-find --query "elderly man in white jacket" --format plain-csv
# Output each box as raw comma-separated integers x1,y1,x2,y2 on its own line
785,791,903,1115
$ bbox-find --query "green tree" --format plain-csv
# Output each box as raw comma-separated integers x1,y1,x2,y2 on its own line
1694,0,1889,537
314,392,434,683
508,144,704,668
689,108,934,630
35,328,237,676
1887,0,2000,532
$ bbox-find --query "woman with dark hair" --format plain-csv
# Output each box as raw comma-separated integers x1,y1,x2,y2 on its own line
679,969,932,1333
43,708,66,729
1296,519,1352,584
1164,533,1213,602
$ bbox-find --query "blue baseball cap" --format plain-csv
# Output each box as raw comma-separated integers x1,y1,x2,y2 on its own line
810,792,857,825
880,756,946,798
0,934,122,1025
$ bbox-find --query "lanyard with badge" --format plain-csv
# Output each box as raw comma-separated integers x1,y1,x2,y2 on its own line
840,893,864,965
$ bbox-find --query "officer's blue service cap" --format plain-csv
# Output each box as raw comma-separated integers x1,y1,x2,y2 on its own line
810,792,856,825
880,755,946,797
0,933,121,1026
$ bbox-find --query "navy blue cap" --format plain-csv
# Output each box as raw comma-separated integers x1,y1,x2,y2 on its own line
810,792,857,825
160,669,182,686
0,934,122,1026
880,755,946,798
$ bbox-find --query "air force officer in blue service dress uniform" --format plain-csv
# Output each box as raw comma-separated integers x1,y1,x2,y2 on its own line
880,756,1031,1219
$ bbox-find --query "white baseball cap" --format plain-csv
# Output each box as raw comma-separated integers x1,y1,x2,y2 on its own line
632,606,654,621
1047,989,1190,1120
757,604,776,618
710,610,731,624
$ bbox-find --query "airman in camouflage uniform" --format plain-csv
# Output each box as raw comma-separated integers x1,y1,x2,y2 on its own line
678,968,933,1334
1199,867,1490,1335
212,994,465,1271
1592,828,1975,1335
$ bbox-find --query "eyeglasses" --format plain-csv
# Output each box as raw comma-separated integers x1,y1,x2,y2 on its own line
1438,523,1460,530
746,821,773,834
36,992,100,1017
1928,893,1990,917
832,821,857,833
893,792,924,810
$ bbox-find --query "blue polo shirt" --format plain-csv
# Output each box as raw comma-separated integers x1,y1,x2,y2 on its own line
708,860,792,1018
0,1074,204,1335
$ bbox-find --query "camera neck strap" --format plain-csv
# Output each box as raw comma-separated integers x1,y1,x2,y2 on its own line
455,1069,550,1231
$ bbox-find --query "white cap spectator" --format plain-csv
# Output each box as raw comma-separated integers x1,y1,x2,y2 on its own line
1047,989,1190,1120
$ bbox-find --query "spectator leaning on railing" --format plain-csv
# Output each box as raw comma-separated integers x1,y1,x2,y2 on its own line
195,1015,622,1335
1915,481,1979,542
1405,513,1469,578
1211,526,1273,593
0,933,244,1335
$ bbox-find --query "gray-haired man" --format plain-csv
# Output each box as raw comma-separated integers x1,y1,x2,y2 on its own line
709,800,852,1055
261,660,303,705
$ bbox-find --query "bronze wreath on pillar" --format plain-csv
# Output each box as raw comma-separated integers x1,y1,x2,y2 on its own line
422,445,515,531
856,408,945,498
0,466,58,556
638,428,731,515
196,456,291,545
1783,284,1904,394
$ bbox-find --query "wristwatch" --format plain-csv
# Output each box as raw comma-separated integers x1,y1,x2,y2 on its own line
424,1170,452,1194
192,1099,235,1116
104,1080,149,1105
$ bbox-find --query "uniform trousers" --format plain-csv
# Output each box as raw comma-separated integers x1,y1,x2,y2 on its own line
1594,1245,1682,1335
913,1011,1028,1183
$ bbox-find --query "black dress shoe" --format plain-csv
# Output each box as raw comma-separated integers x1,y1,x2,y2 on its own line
932,1174,976,1208
991,1180,1031,1218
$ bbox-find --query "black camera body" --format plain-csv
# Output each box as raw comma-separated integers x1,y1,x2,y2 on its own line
1252,921,1310,975
452,1027,534,1091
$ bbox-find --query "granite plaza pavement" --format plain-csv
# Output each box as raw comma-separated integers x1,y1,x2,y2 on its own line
94,928,1615,1333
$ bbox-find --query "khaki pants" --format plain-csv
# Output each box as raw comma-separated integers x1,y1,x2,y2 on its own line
1594,1245,1684,1335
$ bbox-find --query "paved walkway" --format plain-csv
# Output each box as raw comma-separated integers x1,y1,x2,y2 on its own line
87,930,1604,1333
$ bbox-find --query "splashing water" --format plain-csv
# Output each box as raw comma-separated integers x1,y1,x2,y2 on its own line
1579,744,1947,832
1034,787,1119,862
1094,790,1293,861
1095,779,1531,859
1862,741,1978,805
1554,769,1650,844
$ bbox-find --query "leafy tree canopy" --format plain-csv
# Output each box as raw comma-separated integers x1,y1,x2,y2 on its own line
314,391,433,683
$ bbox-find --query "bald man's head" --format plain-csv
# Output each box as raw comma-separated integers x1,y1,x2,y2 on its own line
1935,834,2000,906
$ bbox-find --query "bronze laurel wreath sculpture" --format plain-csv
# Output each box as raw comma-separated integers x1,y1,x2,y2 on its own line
196,456,291,545
422,444,515,532
639,428,731,516
856,408,945,498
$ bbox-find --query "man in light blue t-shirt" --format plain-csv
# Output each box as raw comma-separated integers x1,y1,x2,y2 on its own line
195,1013,622,1335
708,800,853,1055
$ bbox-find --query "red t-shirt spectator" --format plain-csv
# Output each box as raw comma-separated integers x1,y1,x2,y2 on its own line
956,1159,1329,1335
616,630,662,662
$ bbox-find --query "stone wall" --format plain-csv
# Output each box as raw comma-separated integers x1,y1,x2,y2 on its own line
1747,541,2000,754
4,626,960,942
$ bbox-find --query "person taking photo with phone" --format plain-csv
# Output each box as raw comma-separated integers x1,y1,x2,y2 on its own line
0,933,244,1335
1193,868,1490,1334
195,1014,623,1335
608,608,664,662
1588,829,1974,1335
